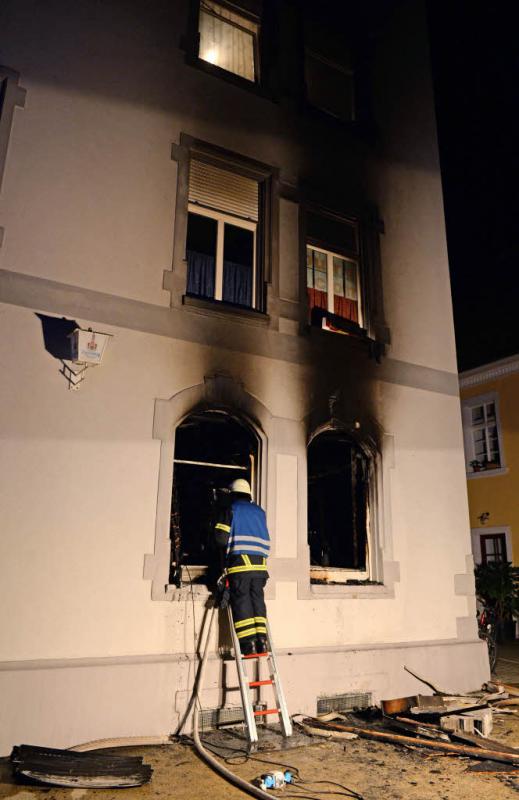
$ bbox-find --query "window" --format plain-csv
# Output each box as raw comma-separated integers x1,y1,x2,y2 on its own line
306,211,363,332
305,49,355,122
198,1,259,82
481,533,507,565
462,393,504,474
0,66,26,193
170,410,260,585
186,159,261,310
307,431,372,583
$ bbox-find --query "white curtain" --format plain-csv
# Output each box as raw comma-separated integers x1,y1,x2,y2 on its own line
199,1,256,82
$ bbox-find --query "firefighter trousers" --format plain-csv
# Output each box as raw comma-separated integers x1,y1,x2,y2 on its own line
228,570,268,646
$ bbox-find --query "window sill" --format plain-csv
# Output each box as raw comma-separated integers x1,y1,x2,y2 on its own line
467,467,509,480
186,55,274,102
309,582,388,599
183,294,270,326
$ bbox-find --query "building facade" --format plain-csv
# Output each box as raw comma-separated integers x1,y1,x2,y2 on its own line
0,0,488,754
459,355,519,569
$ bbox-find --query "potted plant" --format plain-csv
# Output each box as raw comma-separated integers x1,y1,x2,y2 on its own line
475,561,519,642
470,459,482,472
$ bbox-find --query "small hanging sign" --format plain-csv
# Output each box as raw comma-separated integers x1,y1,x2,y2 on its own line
69,328,112,365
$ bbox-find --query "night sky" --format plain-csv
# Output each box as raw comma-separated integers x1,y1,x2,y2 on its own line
428,2,519,372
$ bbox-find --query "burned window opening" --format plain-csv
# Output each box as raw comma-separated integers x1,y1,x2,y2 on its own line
308,431,370,581
169,410,259,586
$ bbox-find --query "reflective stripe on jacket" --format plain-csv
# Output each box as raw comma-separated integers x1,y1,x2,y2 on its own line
226,553,268,575
227,499,270,559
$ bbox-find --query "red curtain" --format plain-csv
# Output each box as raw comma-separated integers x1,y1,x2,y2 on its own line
334,295,358,323
307,288,327,320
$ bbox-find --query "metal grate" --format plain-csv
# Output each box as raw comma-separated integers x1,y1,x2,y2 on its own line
198,707,244,732
317,692,372,715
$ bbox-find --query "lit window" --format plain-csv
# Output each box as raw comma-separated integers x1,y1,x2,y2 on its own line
306,211,362,331
462,393,504,474
198,1,259,83
308,432,372,583
186,159,260,309
307,247,360,324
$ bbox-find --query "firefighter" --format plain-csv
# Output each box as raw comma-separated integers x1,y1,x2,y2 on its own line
214,478,270,656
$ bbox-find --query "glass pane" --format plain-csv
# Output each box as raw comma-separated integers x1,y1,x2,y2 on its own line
222,223,253,307
187,212,217,257
199,6,255,82
306,246,313,268
485,402,496,421
307,267,314,288
471,406,484,425
344,261,358,300
333,257,345,297
305,52,354,122
315,269,327,292
186,213,217,299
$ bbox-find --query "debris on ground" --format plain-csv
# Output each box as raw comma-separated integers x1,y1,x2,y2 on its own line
295,669,519,779
10,744,153,788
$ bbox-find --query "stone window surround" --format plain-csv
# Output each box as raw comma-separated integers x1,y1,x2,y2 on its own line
143,373,400,602
0,66,27,248
165,134,279,326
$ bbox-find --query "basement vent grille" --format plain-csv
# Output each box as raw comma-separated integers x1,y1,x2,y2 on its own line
198,706,244,731
317,692,372,715
198,704,267,731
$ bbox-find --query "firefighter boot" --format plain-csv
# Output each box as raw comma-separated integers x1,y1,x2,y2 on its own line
256,635,268,654
240,639,257,656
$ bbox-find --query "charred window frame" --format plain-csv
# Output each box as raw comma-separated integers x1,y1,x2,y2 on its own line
170,409,261,587
185,0,265,93
308,430,375,584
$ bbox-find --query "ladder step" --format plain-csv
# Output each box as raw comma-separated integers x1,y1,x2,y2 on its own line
249,679,273,688
254,708,279,717
242,652,269,660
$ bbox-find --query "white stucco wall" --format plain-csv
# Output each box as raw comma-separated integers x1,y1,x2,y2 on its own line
0,0,487,755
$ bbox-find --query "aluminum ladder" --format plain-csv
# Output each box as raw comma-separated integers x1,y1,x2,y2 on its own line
227,606,293,748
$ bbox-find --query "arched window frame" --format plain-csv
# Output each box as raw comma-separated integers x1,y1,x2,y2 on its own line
307,421,382,585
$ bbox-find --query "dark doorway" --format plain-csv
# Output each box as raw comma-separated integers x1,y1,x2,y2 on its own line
170,410,259,584
307,431,369,573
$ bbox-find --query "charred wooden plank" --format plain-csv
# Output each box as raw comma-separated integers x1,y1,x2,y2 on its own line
302,717,519,765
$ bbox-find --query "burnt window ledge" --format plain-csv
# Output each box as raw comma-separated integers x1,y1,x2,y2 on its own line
309,582,390,599
183,293,270,326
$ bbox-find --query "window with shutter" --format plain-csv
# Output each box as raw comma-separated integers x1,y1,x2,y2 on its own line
186,159,261,310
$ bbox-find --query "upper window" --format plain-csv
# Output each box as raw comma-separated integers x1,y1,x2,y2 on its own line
462,392,504,474
186,159,262,310
198,1,260,83
305,49,355,123
306,211,363,333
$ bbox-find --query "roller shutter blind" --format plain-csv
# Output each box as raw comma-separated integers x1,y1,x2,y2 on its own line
188,159,259,222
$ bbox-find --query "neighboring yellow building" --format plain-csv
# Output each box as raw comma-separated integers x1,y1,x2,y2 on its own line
460,355,519,566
